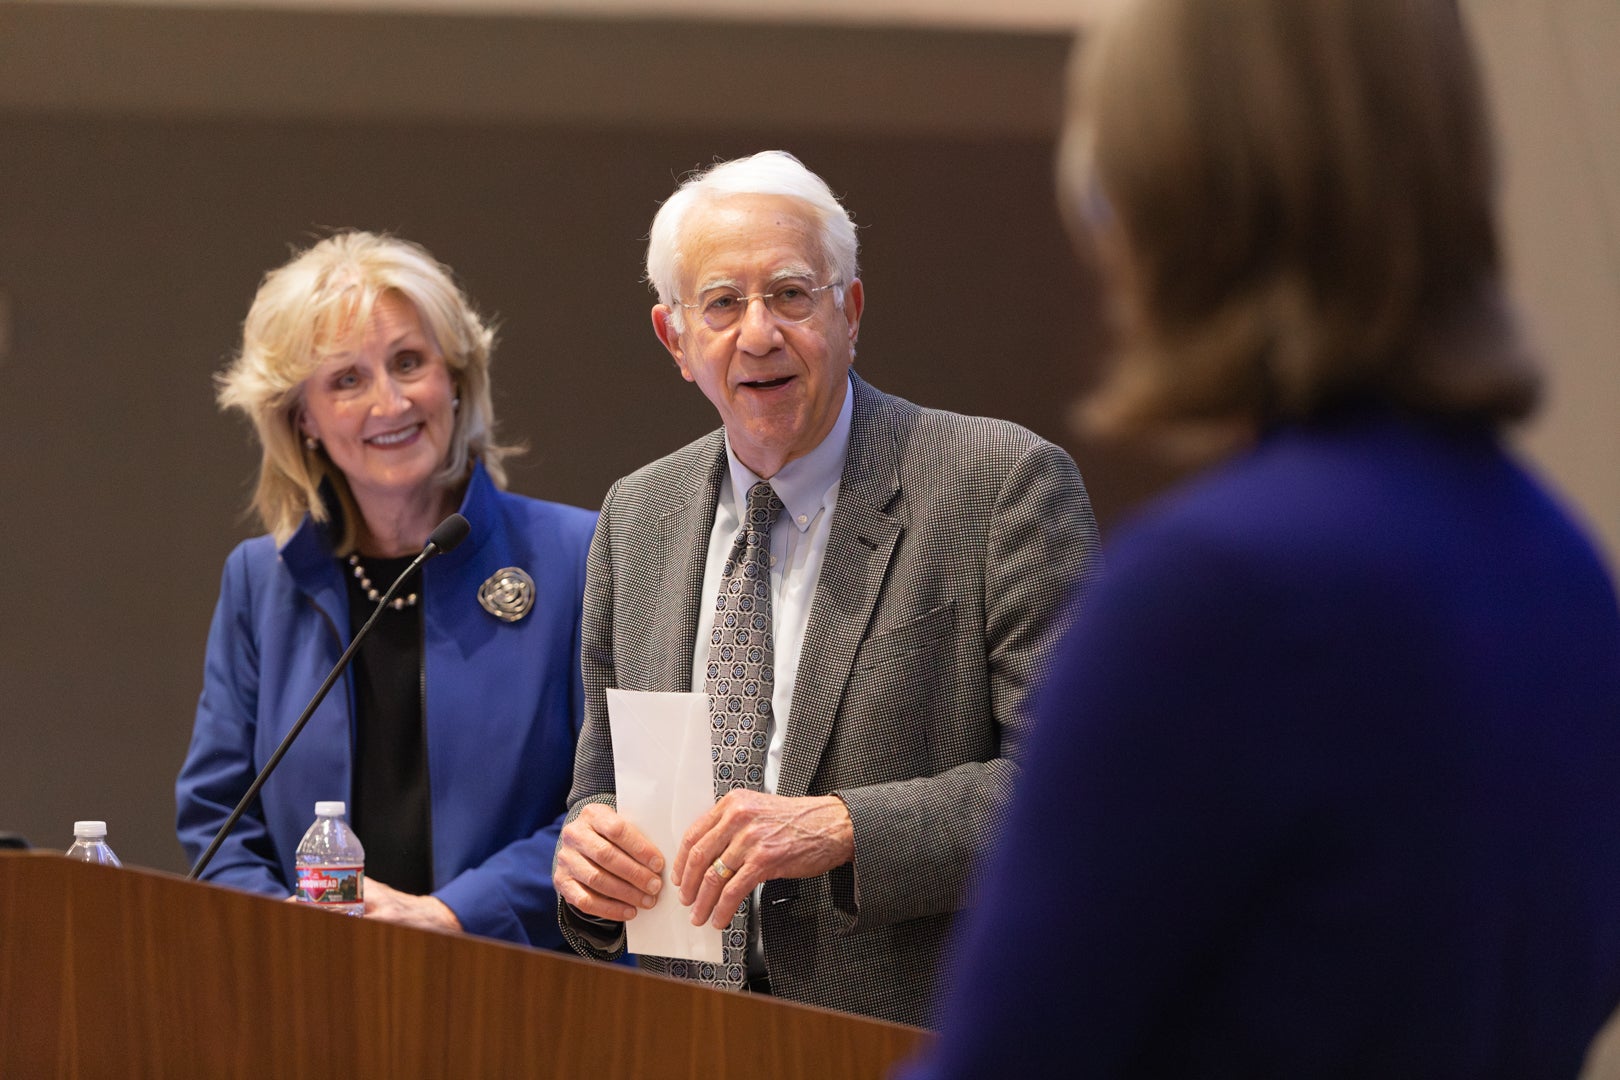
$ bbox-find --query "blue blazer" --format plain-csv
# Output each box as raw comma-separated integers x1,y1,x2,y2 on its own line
176,462,597,947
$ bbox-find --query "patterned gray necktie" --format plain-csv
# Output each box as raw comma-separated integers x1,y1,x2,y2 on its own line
679,480,781,990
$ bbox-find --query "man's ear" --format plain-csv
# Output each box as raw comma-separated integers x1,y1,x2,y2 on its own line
652,305,696,383
842,278,865,348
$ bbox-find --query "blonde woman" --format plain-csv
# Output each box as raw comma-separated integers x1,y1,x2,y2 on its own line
177,232,596,947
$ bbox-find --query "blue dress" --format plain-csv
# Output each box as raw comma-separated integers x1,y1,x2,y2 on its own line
903,413,1620,1077
176,462,597,947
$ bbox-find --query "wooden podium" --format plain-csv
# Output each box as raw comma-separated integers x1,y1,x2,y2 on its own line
0,853,928,1077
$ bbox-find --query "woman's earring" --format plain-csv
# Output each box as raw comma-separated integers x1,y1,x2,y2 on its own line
304,436,319,451
452,395,461,411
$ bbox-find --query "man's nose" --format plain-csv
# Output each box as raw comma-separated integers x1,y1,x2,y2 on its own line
735,295,782,353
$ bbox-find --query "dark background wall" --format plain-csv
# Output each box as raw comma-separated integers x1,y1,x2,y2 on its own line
0,5,1189,870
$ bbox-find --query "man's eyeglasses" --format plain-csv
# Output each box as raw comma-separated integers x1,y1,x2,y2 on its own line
676,281,839,332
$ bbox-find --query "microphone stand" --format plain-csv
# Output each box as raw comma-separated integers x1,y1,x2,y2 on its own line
187,515,468,880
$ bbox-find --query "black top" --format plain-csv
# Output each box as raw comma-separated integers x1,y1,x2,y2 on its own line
343,552,433,896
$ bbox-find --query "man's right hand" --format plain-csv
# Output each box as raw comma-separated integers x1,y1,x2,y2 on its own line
555,803,665,922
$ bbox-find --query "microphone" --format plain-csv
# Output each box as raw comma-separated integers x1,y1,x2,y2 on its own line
187,513,471,880
426,513,471,556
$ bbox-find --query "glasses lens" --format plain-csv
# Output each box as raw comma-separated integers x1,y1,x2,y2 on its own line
767,285,819,323
701,291,745,331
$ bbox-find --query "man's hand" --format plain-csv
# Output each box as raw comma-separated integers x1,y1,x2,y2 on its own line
554,803,665,922
363,878,462,932
673,791,854,929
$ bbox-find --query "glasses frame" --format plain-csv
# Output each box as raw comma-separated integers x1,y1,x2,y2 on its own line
676,280,841,332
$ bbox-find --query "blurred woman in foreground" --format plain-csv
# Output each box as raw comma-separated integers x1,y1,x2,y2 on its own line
902,1,1620,1075
177,231,596,946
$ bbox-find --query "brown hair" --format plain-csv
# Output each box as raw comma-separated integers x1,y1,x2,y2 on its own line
1059,0,1538,436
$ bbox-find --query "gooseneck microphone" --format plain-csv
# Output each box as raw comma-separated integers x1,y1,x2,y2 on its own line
187,513,471,880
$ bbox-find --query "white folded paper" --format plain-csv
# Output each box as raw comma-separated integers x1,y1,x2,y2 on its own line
606,688,723,963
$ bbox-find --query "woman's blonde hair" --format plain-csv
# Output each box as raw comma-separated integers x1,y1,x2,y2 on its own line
1059,0,1538,436
217,231,515,548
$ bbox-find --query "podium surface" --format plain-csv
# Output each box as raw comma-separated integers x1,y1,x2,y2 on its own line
0,853,928,1078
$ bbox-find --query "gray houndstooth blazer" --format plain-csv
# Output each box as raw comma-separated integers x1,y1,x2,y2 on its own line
559,374,1100,1027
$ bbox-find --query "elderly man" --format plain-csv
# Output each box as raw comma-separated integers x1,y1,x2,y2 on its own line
553,150,1099,1027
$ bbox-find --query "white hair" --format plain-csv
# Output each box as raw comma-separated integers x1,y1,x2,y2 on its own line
646,151,859,332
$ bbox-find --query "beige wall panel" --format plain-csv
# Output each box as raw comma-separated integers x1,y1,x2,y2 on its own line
1466,0,1620,567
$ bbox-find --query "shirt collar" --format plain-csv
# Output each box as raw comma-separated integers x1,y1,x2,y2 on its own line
722,373,853,534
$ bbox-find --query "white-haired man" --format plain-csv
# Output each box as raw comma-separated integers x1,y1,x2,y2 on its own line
553,151,1099,1026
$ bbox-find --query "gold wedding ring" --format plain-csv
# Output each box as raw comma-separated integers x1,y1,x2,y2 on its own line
711,857,735,881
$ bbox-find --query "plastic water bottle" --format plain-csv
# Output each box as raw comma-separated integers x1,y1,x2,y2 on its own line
64,821,121,866
294,801,365,917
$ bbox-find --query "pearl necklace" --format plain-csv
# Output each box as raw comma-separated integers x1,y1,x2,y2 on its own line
347,553,419,609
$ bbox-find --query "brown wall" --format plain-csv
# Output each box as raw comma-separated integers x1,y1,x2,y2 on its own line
0,7,1172,868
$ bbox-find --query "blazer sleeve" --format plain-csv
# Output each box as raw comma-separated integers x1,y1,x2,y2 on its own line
832,439,1099,931
557,479,629,958
434,808,571,946
174,544,289,897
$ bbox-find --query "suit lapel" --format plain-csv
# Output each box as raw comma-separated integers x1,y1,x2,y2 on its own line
777,377,902,800
651,436,727,693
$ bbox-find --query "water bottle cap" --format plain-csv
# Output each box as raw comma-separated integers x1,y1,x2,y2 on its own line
73,821,108,838
314,801,346,818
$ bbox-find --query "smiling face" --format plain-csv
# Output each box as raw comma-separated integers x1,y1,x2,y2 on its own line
297,291,458,543
652,194,863,479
